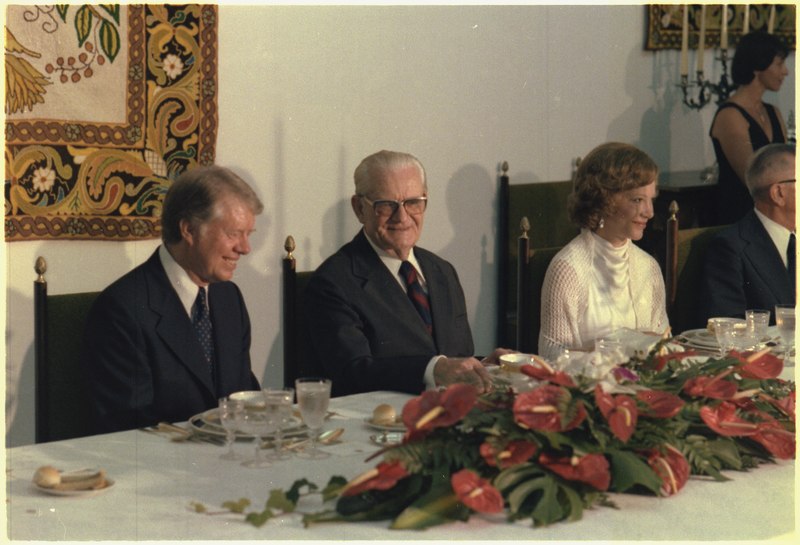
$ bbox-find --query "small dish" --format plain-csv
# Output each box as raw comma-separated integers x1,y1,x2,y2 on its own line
370,432,404,446
34,478,115,497
363,417,405,432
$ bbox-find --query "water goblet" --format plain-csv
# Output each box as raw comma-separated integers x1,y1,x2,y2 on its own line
239,394,277,468
775,305,796,367
262,388,294,461
711,319,735,357
218,397,245,461
295,378,332,460
745,309,770,344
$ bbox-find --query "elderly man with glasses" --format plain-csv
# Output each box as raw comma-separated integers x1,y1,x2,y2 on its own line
700,143,796,325
305,150,511,397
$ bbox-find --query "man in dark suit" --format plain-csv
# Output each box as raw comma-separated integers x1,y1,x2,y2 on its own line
82,166,263,433
700,143,795,324
305,150,511,397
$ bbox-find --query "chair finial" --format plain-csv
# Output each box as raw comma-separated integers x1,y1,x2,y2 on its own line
35,256,47,283
501,161,509,175
284,235,296,258
519,216,530,239
668,200,679,220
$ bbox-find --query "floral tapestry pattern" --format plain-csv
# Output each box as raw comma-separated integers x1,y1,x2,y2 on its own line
646,4,795,51
4,4,218,241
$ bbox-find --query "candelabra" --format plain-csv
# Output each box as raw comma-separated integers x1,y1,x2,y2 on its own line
680,48,737,110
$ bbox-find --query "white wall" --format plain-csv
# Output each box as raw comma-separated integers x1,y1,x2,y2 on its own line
5,4,795,446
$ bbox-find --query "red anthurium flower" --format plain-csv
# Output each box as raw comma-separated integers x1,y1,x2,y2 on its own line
753,421,796,459
759,390,796,422
595,386,638,442
341,461,409,497
480,440,538,469
649,350,701,372
699,402,759,436
520,356,576,388
538,452,611,491
636,390,685,419
402,383,477,434
451,469,504,513
683,371,738,400
734,348,783,379
646,444,690,496
513,385,587,432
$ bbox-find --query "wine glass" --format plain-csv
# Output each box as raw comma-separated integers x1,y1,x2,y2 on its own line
775,305,796,367
711,319,735,357
239,393,277,468
262,388,294,461
295,378,332,460
218,397,244,461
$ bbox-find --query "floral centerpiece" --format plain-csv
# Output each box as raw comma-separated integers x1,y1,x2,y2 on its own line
193,341,795,530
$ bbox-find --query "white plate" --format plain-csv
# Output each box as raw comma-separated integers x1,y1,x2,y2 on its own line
363,417,405,432
678,328,720,349
189,409,307,440
34,478,114,497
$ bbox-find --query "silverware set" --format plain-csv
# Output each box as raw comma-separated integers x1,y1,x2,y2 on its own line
140,422,226,446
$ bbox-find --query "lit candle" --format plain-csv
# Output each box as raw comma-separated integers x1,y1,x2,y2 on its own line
681,5,689,76
720,4,728,50
768,4,776,33
742,4,749,34
697,4,707,73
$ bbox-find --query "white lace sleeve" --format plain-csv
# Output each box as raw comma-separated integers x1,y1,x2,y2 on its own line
538,256,585,361
648,258,670,334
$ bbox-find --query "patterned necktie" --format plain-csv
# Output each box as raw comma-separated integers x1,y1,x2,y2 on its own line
399,261,433,335
788,233,796,301
192,287,216,382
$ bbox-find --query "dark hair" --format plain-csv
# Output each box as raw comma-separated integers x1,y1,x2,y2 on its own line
732,31,789,85
161,165,263,244
568,142,658,230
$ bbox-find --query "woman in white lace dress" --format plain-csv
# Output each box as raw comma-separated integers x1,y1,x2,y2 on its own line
538,142,669,361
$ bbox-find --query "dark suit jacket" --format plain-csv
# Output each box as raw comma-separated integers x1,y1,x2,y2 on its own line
82,249,259,433
700,210,795,324
305,231,475,397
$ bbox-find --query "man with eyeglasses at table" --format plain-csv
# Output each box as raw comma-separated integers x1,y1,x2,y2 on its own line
700,143,796,325
305,150,512,397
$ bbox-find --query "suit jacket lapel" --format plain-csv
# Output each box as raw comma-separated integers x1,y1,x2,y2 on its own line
145,253,216,397
740,211,792,302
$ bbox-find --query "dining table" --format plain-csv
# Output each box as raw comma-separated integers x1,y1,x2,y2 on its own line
5,381,796,541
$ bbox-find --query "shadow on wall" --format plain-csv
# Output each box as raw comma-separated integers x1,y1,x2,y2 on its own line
5,287,36,447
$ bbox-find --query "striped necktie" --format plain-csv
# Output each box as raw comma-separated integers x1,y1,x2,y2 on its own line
399,261,433,335
788,233,796,301
192,287,217,384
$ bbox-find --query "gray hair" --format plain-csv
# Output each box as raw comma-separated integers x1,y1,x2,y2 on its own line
745,143,796,199
353,150,427,196
161,165,264,244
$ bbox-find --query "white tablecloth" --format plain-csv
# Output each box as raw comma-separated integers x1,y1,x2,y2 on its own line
5,391,796,541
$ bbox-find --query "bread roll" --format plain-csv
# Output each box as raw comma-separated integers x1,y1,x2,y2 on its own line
372,404,396,425
33,466,61,488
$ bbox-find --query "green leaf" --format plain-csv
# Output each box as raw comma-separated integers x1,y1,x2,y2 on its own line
707,438,742,471
607,449,662,494
100,4,120,23
74,6,93,47
56,5,69,22
266,489,295,513
286,478,318,504
245,509,274,528
560,484,585,522
221,498,251,514
99,20,121,63
530,476,564,526
390,487,461,530
493,463,543,492
322,476,348,501
189,501,207,513
507,476,549,515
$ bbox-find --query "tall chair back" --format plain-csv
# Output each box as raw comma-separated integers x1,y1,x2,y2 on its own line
282,236,323,389
34,257,99,443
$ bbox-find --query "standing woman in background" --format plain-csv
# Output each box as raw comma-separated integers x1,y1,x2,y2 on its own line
710,31,789,225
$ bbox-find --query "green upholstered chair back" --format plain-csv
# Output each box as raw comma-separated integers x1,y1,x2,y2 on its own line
669,225,727,334
34,258,99,442
282,236,326,390
497,162,577,347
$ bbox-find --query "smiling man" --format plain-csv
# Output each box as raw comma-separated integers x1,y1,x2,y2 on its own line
305,150,511,397
82,166,263,433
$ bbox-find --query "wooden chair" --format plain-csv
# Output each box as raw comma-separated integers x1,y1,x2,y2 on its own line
282,236,324,389
33,257,99,443
496,161,577,347
664,202,727,333
515,217,562,354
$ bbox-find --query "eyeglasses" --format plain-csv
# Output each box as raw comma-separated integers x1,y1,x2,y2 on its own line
359,195,428,217
756,179,795,194
773,179,796,186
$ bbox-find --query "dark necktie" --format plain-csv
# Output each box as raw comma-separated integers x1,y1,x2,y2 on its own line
399,261,433,335
788,233,796,301
192,287,216,382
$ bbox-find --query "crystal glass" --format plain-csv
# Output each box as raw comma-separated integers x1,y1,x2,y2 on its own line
239,393,277,468
775,305,796,367
711,319,735,357
295,378,332,460
218,397,245,461
745,309,770,345
262,388,294,461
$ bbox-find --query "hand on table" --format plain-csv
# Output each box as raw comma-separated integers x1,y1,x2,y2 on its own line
480,347,516,365
433,356,494,393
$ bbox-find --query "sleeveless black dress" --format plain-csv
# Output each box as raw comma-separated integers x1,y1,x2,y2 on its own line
710,102,785,225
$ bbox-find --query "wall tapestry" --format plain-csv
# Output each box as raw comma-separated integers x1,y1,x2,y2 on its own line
4,4,218,241
646,4,796,51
